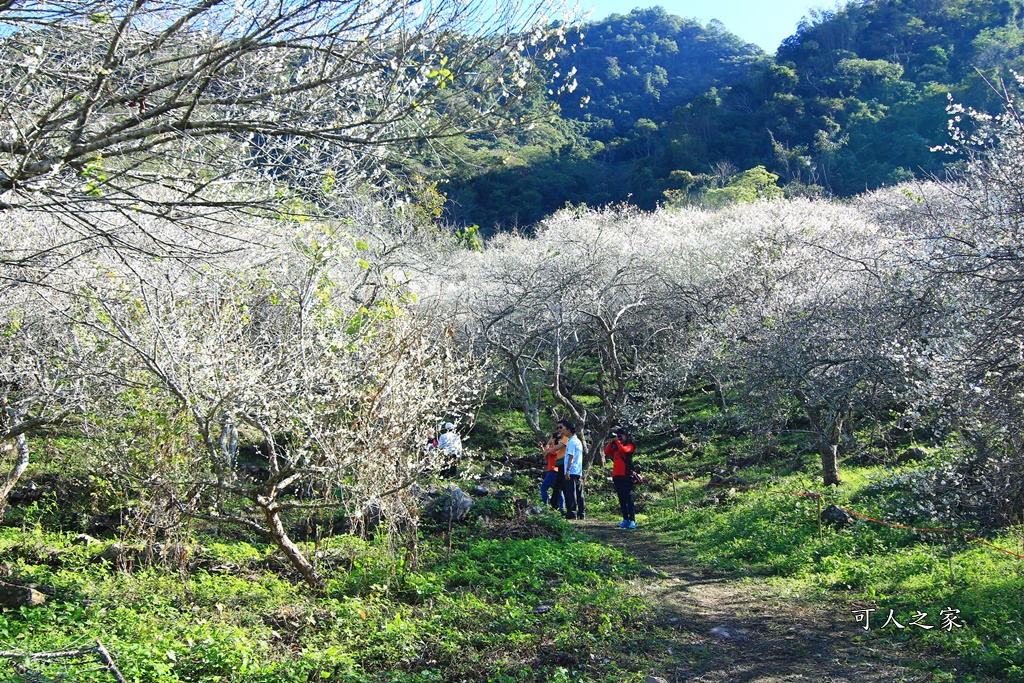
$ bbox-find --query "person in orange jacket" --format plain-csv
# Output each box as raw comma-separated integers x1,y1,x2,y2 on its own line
605,427,636,529
539,429,567,511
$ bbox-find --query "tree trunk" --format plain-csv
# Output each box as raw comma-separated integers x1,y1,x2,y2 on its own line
512,361,544,442
818,439,842,486
708,372,727,412
799,397,844,487
260,503,323,589
0,432,30,522
583,416,615,470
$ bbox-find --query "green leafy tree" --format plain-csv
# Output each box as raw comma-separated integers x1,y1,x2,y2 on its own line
703,166,783,208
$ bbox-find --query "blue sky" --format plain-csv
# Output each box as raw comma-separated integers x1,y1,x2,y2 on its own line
580,0,828,52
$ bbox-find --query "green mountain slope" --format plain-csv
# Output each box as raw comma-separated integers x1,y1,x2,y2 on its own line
433,1,1024,231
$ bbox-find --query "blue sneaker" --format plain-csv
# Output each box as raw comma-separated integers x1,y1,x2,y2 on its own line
626,521,636,530
616,520,629,528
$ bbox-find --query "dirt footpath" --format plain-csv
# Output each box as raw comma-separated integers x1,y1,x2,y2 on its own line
579,520,987,683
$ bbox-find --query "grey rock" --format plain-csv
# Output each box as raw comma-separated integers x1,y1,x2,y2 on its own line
85,507,132,536
709,624,751,640
900,446,928,462
95,542,125,563
426,485,473,524
411,484,440,504
645,677,670,683
72,533,100,546
470,485,490,497
709,625,733,639
92,542,140,564
531,605,552,614
0,583,46,608
820,504,856,528
483,463,506,480
355,502,385,536
709,473,749,488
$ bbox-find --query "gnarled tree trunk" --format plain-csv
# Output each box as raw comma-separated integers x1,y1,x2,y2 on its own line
0,432,30,522
260,501,323,589
800,399,844,487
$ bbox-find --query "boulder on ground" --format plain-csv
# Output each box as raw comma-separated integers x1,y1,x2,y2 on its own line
92,542,141,565
411,484,441,506
899,446,928,463
483,463,506,480
709,473,748,488
820,504,856,528
72,533,100,546
353,503,385,537
0,583,46,608
426,485,473,524
86,507,132,537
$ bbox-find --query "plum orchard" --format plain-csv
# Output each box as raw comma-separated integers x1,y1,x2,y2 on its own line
1,210,483,586
440,83,1024,516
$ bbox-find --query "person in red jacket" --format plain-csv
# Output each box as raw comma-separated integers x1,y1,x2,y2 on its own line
605,427,636,529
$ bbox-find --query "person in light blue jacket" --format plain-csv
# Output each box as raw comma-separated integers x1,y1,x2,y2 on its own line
559,420,585,520
438,422,462,477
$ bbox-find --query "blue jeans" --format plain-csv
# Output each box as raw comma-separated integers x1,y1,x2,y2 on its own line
540,470,558,505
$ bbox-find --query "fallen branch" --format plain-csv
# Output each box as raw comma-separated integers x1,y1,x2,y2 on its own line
0,639,127,682
95,640,128,683
0,647,97,659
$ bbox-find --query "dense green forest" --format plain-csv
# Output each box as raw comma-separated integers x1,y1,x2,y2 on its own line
435,0,1024,231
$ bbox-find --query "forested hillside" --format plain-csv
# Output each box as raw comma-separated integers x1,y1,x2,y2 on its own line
438,0,1024,231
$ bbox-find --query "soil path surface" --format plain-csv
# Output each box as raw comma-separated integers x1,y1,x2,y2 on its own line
578,519,985,683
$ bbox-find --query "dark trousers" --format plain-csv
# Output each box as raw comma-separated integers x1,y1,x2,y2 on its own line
549,470,564,511
564,474,585,519
614,477,635,522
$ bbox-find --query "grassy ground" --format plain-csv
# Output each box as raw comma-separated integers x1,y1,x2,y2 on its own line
623,401,1024,681
2,391,1023,681
0,480,664,682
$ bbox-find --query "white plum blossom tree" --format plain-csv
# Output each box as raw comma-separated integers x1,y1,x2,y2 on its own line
0,0,584,270
0,201,482,584
73,225,481,587
439,206,686,467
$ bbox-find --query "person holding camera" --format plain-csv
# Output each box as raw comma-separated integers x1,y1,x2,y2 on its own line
539,429,567,512
605,426,636,529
